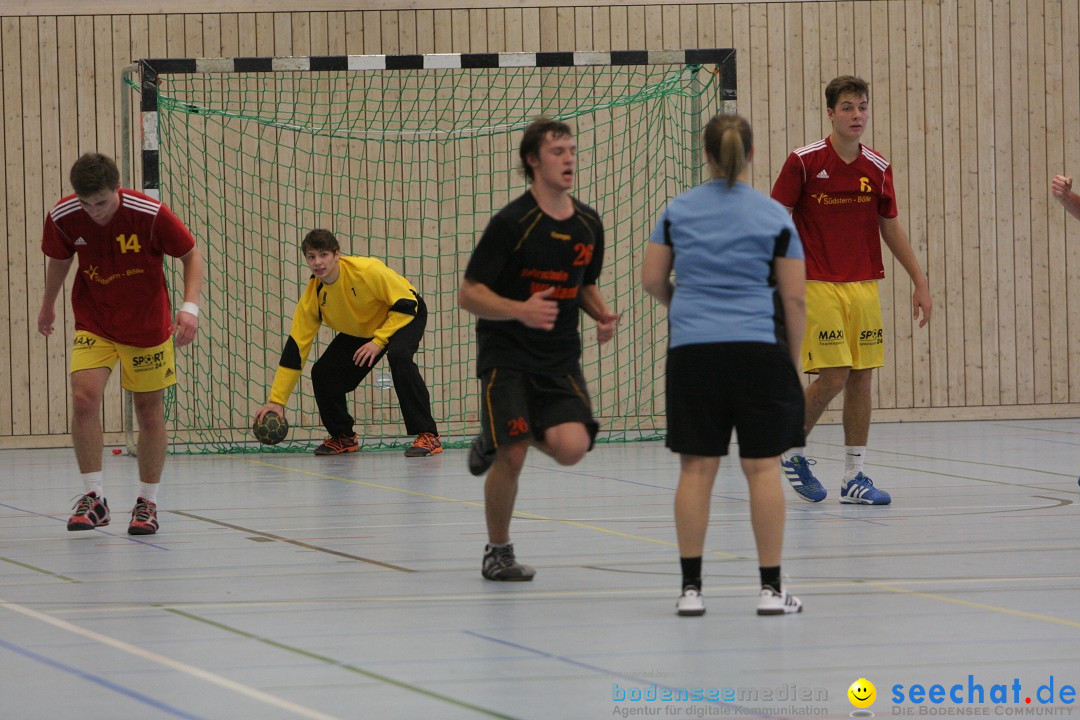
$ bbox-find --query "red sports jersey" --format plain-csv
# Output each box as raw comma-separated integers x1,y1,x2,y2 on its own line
41,189,196,347
771,136,898,282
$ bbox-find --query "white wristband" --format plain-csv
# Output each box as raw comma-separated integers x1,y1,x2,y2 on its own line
179,301,200,318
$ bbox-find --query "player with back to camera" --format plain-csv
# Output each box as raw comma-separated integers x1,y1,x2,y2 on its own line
459,117,619,581
643,114,806,617
38,152,205,536
771,75,932,506
254,229,442,457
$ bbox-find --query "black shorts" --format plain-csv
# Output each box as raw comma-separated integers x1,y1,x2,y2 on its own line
477,368,599,451
665,342,805,458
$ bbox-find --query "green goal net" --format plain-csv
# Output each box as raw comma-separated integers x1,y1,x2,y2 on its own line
135,51,733,452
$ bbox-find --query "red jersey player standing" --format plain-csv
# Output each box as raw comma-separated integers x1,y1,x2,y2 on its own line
38,153,204,535
771,76,932,505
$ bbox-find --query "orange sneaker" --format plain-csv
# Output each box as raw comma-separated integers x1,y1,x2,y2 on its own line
404,432,443,457
313,433,359,456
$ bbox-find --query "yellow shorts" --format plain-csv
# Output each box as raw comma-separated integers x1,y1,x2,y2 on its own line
802,281,884,373
70,331,177,392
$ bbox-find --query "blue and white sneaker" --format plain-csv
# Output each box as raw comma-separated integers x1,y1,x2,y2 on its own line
840,473,891,505
781,455,827,502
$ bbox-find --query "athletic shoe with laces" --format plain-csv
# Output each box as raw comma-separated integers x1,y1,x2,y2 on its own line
313,433,359,456
404,432,442,457
676,586,706,616
781,455,827,502
67,492,110,531
467,435,496,476
127,498,159,535
840,472,891,505
756,586,803,615
481,543,535,581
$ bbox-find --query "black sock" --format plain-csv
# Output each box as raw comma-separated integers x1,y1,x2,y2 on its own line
680,556,702,591
760,565,781,593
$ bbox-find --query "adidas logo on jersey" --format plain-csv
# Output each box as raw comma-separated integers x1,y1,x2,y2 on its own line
75,237,87,245
816,169,830,179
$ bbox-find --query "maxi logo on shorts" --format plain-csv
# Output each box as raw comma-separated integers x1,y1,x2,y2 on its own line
817,328,845,346
132,349,167,373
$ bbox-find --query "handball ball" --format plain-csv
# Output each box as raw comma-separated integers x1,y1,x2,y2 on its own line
253,411,289,445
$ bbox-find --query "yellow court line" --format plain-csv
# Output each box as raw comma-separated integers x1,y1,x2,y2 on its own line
867,582,1080,630
247,459,742,559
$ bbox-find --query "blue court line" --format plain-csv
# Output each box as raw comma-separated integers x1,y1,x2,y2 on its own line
0,502,170,550
462,629,777,718
0,637,209,720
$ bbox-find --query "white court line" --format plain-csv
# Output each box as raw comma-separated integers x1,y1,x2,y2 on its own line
0,597,342,720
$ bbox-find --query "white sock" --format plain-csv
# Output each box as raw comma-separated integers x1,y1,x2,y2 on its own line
81,471,104,498
138,482,159,504
844,446,867,483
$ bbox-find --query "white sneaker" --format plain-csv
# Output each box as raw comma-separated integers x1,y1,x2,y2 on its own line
756,586,802,615
676,587,706,616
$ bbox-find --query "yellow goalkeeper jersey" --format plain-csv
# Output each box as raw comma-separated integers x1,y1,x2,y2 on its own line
269,255,419,405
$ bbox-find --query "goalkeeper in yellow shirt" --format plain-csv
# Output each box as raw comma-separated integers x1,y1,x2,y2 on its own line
254,229,441,456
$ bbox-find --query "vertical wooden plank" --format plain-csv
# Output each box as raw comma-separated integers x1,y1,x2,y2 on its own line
379,10,398,54
902,0,928,408
0,19,11,436
836,2,856,74
500,8,520,53
695,4,715,50
643,5,663,49
23,17,46,437
1011,0,1035,405
747,4,769,189
1044,0,1068,403
184,13,204,57
469,9,487,53
974,0,999,405
661,5,679,49
957,0,984,406
291,11,311,56
1063,0,1080,401
219,14,239,57
799,4,821,147
308,12,328,56
784,3,804,155
38,16,68,435
922,1,948,408
255,12,274,56
486,9,504,53
609,4,628,51
7,18,30,437
1027,0,1052,403
993,0,1017,405
766,4,786,192
326,12,346,55
202,13,221,58
556,8,575,52
433,10,452,54
572,7,591,51
818,1,839,111
592,6,610,55
869,0,896,410
344,12,363,55
451,9,469,53
626,6,645,50
274,11,292,55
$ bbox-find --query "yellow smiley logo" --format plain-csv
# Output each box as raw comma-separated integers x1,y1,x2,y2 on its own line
848,678,876,708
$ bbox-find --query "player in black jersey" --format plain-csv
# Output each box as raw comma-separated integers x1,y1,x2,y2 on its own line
460,118,618,581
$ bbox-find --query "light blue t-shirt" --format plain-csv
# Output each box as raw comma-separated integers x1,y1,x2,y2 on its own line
649,179,803,349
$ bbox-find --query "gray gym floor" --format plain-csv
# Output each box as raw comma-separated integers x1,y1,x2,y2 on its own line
1,419,1078,719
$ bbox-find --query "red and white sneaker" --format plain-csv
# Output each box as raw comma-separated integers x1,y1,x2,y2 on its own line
67,492,110,531
128,498,159,535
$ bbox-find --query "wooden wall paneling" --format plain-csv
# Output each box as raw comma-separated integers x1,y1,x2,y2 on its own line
695,4,715,49
798,3,820,146
38,17,68,435
0,20,11,437
765,5,786,201
897,0,924,408
921,1,947,408
254,12,274,56
485,8,504,52
660,4,679,49
184,13,204,58
836,2,856,77
572,6,591,50
973,0,999,405
938,1,966,406
992,0,1018,405
869,0,896,409
642,5,662,50
592,6,610,53
1027,0,1052,403
290,11,310,56
555,7,574,52
956,0,984,406
1,18,20,437
817,3,837,97
607,4,626,51
21,17,44,436
468,8,487,51
450,9,469,51
746,4,767,190
1063,0,1080,401
326,12,345,55
783,2,803,163
344,11,363,54
883,0,908,408
1042,0,1068,403
202,13,222,57
378,10,397,54
273,11,292,54
1010,1,1035,405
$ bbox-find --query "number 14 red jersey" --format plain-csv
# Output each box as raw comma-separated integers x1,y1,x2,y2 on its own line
41,189,196,347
